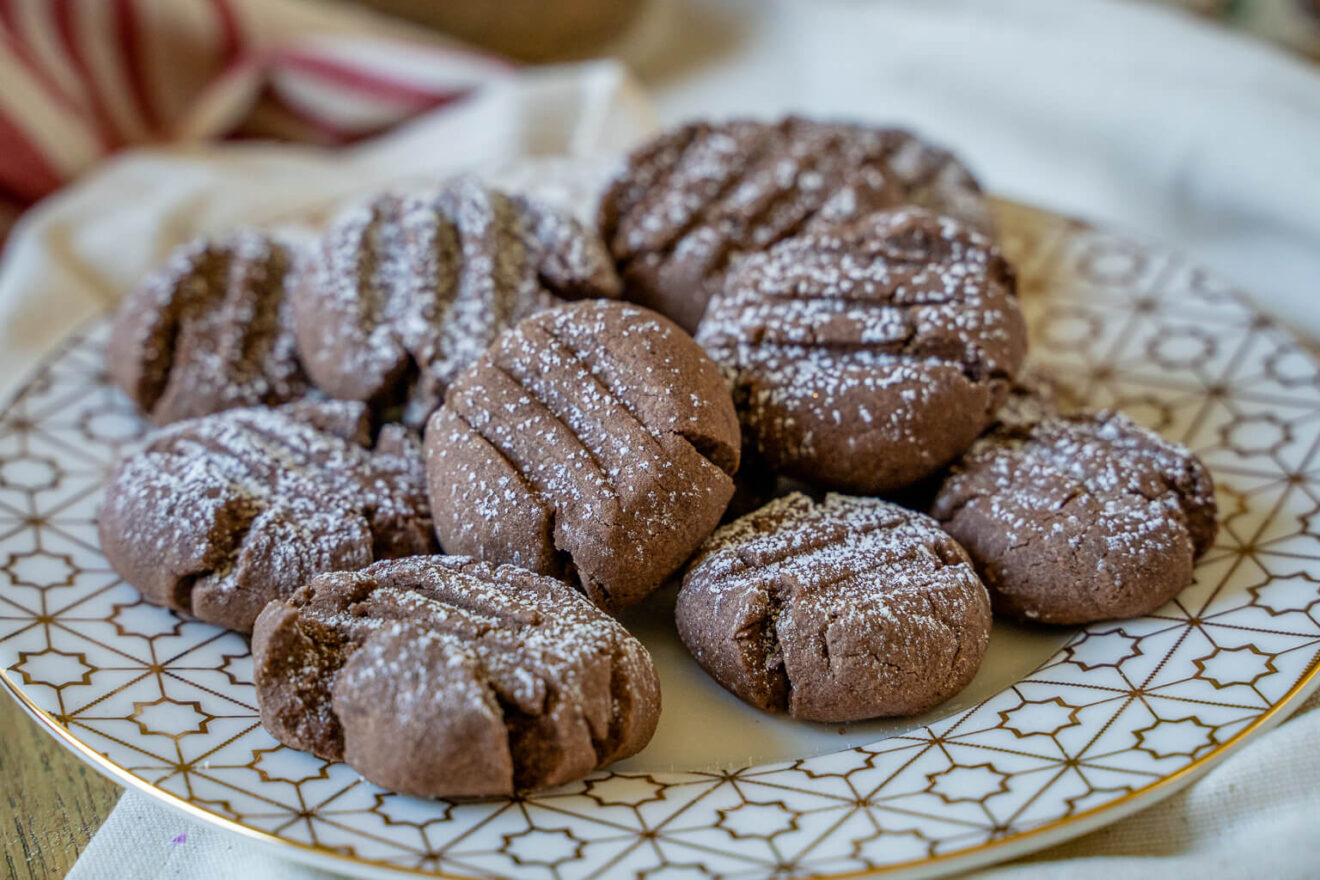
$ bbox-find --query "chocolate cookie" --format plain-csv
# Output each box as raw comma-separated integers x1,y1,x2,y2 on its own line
294,176,620,427
252,555,660,798
930,412,1218,624
698,208,1027,494
108,231,307,425
599,117,993,332
677,493,991,722
98,401,435,632
425,300,740,613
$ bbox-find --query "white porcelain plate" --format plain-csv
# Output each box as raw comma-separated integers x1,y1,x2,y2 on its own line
3,199,1320,879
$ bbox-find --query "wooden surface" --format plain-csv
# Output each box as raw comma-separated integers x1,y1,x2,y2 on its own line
1,705,120,880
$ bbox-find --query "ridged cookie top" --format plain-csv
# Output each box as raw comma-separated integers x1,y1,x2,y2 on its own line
251,555,661,798
425,300,740,612
691,495,975,607
294,176,620,427
930,412,1217,623
933,412,1217,557
677,493,991,721
108,230,307,425
697,208,1027,492
98,401,435,632
599,117,992,332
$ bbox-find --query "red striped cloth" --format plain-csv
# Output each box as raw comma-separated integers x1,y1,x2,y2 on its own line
0,0,511,237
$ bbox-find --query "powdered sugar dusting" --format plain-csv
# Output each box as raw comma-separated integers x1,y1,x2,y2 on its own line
98,400,433,630
696,208,1025,488
255,555,659,793
108,230,308,425
932,411,1217,564
295,176,619,427
693,492,978,609
678,492,991,719
427,300,739,611
598,117,994,332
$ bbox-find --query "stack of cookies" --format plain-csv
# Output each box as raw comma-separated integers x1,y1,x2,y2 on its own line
99,117,1217,799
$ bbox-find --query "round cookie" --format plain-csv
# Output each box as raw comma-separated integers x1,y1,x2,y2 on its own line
99,400,435,632
677,492,992,722
252,555,660,798
930,411,1218,624
294,176,620,428
424,300,741,613
599,116,993,333
698,208,1027,494
108,230,307,425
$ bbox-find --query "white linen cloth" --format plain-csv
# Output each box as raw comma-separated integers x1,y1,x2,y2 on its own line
9,0,1312,877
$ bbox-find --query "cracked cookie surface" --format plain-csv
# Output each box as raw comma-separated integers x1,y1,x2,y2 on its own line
599,117,993,333
930,411,1217,624
698,208,1027,493
676,492,991,722
251,555,661,797
293,176,620,428
108,230,308,425
98,400,435,631
424,300,741,614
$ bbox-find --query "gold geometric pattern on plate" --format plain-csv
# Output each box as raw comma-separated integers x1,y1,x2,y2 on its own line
3,201,1320,879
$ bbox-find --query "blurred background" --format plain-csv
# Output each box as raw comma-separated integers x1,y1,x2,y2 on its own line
4,0,1316,327
353,0,1320,62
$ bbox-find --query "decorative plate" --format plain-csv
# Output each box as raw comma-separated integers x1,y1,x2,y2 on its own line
3,200,1319,880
